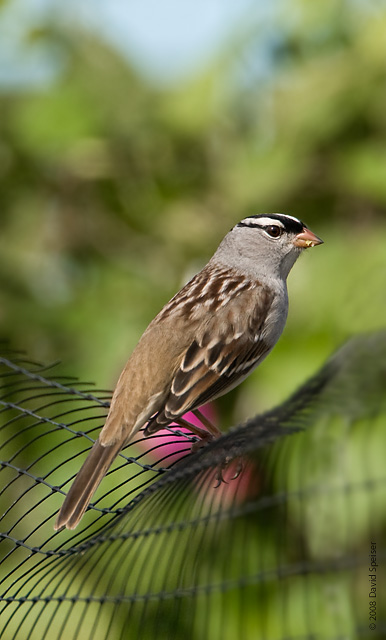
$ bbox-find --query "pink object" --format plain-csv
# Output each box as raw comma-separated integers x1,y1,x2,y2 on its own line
138,403,259,506
140,403,217,466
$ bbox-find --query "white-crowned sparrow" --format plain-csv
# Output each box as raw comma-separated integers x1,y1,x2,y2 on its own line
55,213,322,530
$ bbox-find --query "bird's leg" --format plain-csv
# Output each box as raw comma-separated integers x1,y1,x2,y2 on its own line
174,413,221,454
174,416,214,443
192,408,223,439
183,409,223,453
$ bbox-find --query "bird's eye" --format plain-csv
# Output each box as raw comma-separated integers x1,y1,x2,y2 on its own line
265,225,282,238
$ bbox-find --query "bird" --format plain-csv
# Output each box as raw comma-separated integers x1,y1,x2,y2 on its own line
54,213,323,530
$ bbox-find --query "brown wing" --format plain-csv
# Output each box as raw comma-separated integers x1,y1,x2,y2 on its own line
172,334,270,407
146,285,274,432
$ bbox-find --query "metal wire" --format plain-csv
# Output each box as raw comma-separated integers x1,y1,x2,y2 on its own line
1,333,386,639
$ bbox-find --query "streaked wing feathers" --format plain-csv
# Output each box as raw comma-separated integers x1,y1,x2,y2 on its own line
165,336,270,417
146,283,275,431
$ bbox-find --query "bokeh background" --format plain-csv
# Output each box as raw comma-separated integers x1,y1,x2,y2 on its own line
1,1,386,638
1,0,386,422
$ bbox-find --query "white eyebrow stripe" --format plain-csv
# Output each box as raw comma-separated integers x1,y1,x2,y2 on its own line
241,216,285,228
272,213,301,224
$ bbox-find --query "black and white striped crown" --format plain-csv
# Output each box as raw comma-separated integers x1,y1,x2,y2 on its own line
237,214,304,234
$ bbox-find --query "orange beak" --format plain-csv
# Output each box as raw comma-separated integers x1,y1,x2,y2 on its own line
293,227,323,249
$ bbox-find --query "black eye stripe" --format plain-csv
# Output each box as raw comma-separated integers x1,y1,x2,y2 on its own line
237,222,282,234
237,214,303,234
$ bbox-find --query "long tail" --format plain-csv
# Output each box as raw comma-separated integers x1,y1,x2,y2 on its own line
54,439,122,531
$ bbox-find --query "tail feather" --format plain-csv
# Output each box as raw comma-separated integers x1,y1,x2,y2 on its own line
54,440,122,531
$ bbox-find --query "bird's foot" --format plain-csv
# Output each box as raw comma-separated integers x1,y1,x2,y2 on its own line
189,431,215,453
213,456,244,488
174,413,244,486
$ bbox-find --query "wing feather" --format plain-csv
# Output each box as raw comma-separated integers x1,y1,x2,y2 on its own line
146,284,275,433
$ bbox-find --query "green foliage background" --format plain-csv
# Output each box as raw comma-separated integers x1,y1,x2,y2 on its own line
1,0,386,410
0,1,386,637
